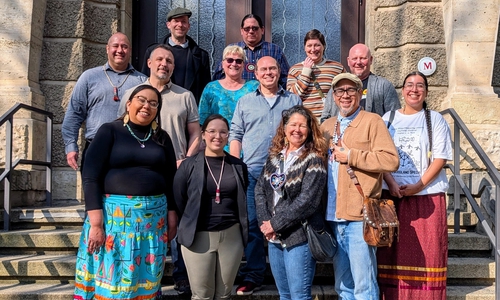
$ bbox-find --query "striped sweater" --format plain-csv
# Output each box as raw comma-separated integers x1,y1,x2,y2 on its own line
255,151,327,248
287,59,345,118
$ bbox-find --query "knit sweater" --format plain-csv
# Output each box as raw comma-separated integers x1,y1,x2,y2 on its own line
287,59,345,118
255,151,327,248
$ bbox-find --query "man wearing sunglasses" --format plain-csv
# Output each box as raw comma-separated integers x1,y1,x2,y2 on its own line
140,7,211,105
212,14,290,89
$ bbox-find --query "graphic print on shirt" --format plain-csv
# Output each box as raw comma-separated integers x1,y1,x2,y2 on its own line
392,126,422,181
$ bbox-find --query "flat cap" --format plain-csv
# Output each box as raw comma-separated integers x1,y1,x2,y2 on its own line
331,73,363,90
167,7,192,21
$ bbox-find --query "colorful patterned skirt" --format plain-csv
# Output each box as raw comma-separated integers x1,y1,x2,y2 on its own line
74,194,168,300
377,192,448,300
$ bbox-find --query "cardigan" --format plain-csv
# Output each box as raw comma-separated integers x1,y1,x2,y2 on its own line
255,151,327,248
320,110,399,221
173,151,249,248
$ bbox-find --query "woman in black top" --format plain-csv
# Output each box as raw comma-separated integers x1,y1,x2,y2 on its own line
174,114,249,299
74,85,177,300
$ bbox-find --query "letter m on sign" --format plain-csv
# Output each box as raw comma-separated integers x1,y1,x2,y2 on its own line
424,62,432,70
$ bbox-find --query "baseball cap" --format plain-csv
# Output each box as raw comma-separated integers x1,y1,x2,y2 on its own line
331,73,363,90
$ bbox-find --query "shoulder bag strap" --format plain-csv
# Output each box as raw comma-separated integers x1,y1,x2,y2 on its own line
386,110,395,129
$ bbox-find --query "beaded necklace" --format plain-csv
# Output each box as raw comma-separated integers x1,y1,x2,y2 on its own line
125,124,152,148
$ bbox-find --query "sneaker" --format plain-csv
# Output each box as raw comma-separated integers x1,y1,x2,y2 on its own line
236,281,262,296
173,279,191,295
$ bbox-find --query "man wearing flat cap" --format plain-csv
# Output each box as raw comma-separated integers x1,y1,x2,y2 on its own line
141,7,210,105
320,73,399,300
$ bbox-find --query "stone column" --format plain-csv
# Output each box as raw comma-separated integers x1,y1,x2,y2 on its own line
41,0,123,201
443,0,500,170
0,0,48,162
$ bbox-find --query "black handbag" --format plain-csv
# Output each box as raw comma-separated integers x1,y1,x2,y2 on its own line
302,219,337,262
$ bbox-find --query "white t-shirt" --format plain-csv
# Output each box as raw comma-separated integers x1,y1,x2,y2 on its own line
382,109,453,195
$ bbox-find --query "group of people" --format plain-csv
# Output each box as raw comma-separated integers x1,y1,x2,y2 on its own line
63,6,453,300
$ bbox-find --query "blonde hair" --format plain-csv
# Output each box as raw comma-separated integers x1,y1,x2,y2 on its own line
222,45,247,62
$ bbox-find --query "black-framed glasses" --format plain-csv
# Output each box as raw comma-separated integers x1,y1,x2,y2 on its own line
333,87,358,97
242,26,260,32
134,96,159,109
225,58,244,65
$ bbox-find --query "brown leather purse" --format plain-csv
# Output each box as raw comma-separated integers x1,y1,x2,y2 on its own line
346,166,399,247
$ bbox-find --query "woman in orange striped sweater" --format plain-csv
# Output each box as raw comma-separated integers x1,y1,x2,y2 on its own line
287,29,345,119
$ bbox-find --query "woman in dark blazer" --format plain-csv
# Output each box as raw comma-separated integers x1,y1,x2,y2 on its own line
174,114,248,300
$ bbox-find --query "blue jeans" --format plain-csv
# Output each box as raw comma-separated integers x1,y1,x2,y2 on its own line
171,236,188,282
238,174,266,285
328,221,379,300
268,242,316,300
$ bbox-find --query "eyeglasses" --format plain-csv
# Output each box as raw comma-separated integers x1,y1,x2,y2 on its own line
225,58,244,65
134,96,159,109
333,87,358,97
205,130,229,138
242,26,260,32
404,83,426,91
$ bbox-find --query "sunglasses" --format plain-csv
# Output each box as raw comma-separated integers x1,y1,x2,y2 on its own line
225,58,244,64
242,26,260,32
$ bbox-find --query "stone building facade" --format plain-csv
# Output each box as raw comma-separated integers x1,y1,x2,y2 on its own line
0,0,499,203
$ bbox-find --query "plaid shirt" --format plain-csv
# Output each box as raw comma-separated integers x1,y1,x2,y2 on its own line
213,40,290,88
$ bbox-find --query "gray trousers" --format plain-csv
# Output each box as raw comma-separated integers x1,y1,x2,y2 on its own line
181,223,244,300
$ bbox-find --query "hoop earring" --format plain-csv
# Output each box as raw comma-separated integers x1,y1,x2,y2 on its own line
123,113,129,126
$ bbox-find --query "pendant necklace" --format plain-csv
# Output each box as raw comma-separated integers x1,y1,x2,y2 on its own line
102,65,132,101
205,155,225,204
125,124,152,148
270,153,286,190
330,120,351,162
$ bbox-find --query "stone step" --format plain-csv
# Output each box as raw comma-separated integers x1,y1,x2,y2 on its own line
0,254,494,282
0,228,491,252
0,283,494,300
0,203,85,230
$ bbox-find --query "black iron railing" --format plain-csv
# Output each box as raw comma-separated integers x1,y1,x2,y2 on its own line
0,103,53,231
441,108,500,293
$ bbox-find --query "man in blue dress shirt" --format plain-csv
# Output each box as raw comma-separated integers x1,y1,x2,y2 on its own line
62,32,147,172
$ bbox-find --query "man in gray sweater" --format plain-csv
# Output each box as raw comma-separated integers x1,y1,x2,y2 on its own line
321,43,400,123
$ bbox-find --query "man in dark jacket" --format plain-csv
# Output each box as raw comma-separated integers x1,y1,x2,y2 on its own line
141,7,211,105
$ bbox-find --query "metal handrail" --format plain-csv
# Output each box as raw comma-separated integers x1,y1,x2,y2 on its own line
440,108,499,294
0,103,53,231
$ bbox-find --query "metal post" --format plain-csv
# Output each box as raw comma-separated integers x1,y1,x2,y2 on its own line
3,118,13,231
453,122,460,234
496,182,499,297
46,116,52,206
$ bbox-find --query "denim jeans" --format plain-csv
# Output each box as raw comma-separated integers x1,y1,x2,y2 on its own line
268,242,316,300
238,174,266,285
171,236,189,282
328,221,379,300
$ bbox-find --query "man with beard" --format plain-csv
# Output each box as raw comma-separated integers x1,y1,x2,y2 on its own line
120,44,200,167
320,73,399,299
141,7,210,105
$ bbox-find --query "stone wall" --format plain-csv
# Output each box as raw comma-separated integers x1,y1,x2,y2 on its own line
40,0,128,200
